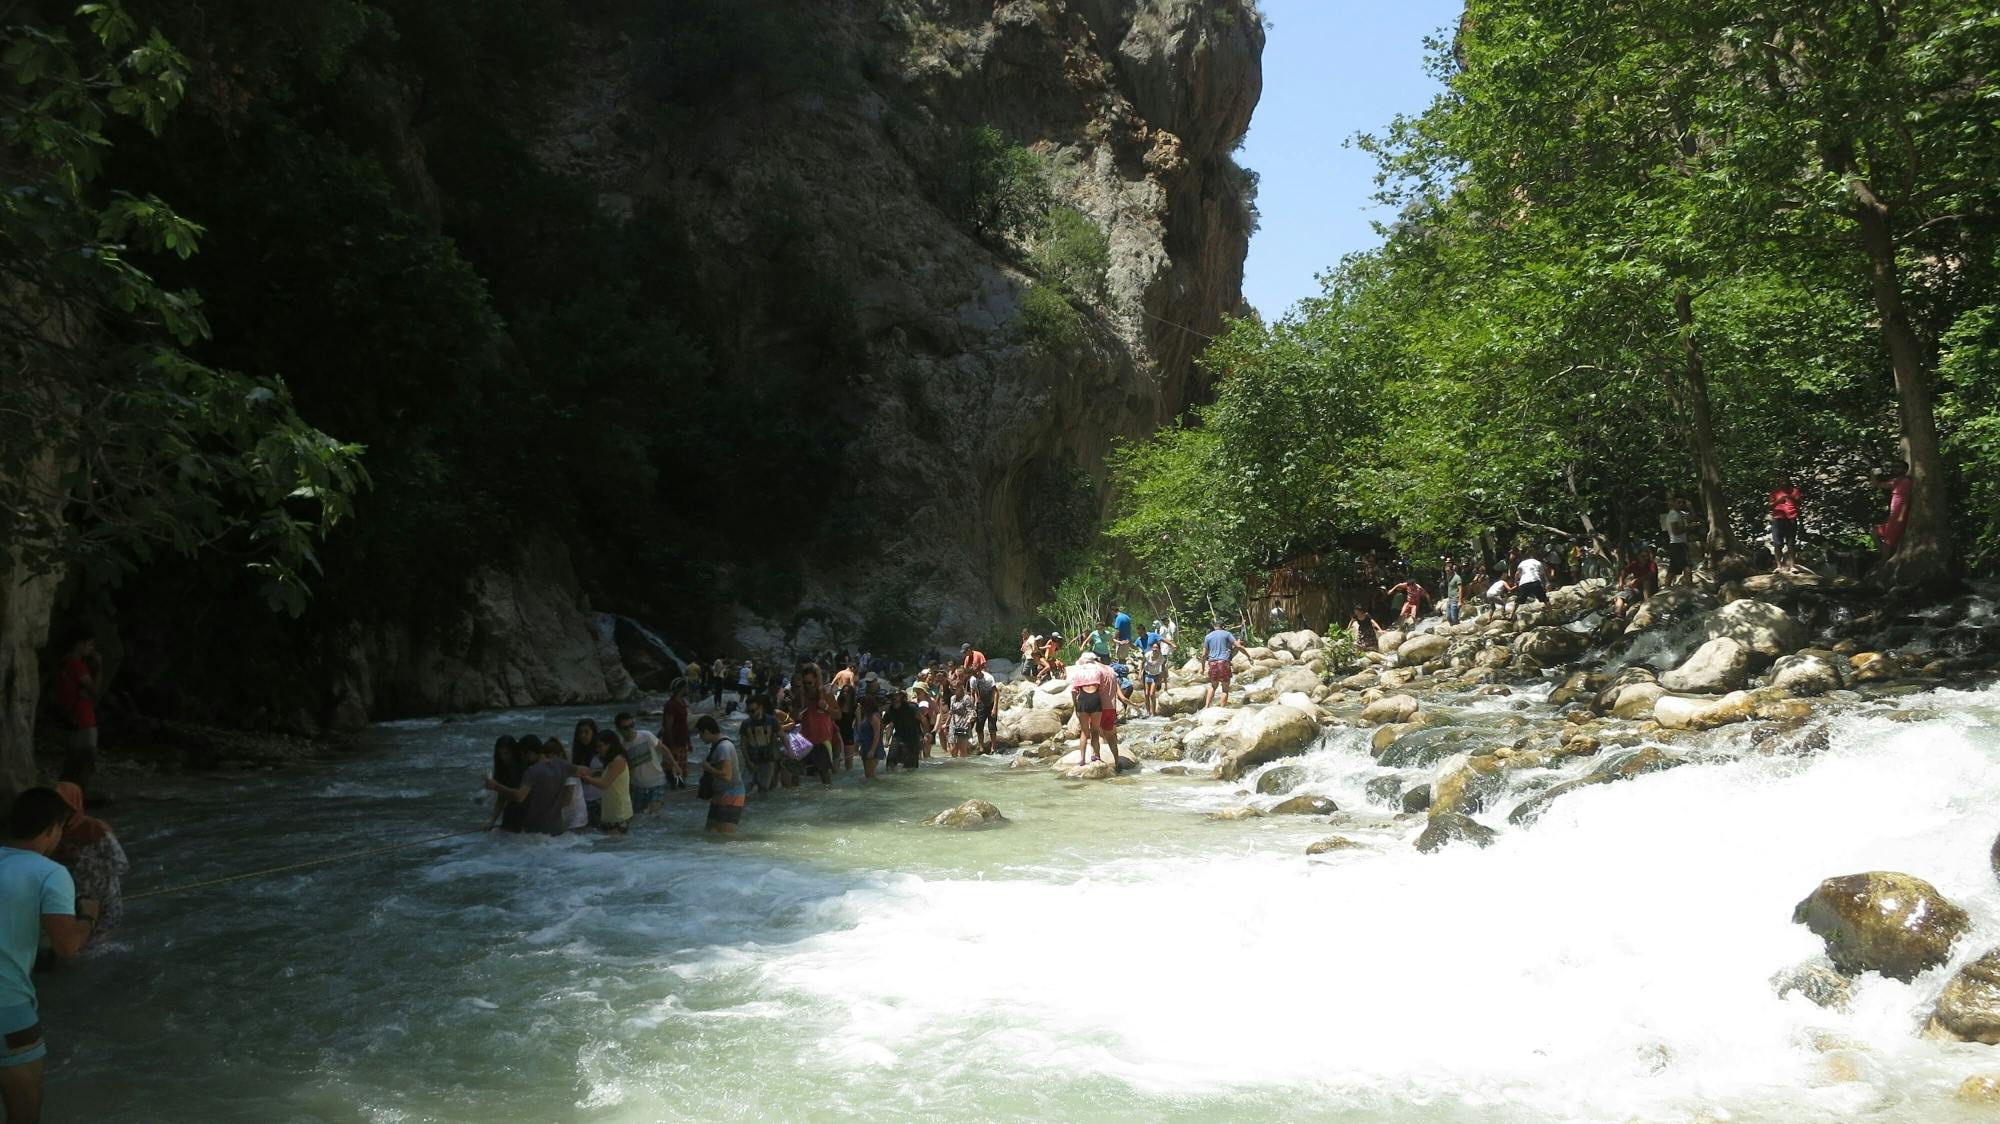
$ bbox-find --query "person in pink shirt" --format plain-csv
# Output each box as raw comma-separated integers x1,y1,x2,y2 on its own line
1065,652,1122,766
1769,476,1803,573
1873,461,1911,559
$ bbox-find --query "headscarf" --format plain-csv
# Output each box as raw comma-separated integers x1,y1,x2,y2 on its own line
55,782,110,852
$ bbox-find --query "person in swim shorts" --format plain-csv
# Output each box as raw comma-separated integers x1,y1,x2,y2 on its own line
1201,622,1246,707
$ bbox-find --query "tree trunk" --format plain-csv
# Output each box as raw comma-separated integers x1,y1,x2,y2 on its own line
1673,282,1740,570
0,446,69,803
1847,176,1956,595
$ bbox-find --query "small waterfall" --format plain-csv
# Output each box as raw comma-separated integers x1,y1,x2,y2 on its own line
609,613,689,674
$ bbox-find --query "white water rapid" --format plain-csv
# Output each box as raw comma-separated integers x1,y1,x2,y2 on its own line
44,682,2000,1122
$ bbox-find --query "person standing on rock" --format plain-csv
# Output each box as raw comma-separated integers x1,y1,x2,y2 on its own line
969,663,999,755
1201,621,1247,708
1443,560,1464,626
1660,497,1694,585
1513,550,1550,608
1483,572,1514,620
1112,607,1135,662
1140,637,1171,716
1613,546,1658,620
1768,476,1803,573
1066,652,1119,765
960,644,986,675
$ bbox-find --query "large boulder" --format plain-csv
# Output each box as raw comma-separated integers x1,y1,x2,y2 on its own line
1928,948,2000,1044
924,800,1008,830
1771,653,1841,696
1508,747,1685,825
1358,694,1420,726
1654,689,1759,731
1030,689,1076,718
1268,666,1322,697
1705,598,1807,660
1415,812,1497,853
1517,627,1588,664
1268,629,1321,654
1791,872,1970,980
1211,705,1319,782
1155,685,1210,717
1626,586,1716,634
1609,682,1668,721
1376,630,1406,655
997,709,1064,747
1429,752,1511,817
1662,637,1751,694
1396,633,1449,666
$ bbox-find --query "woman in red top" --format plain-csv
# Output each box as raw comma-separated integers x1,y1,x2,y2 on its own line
1769,476,1803,573
660,680,692,789
791,663,844,787
1873,462,1911,559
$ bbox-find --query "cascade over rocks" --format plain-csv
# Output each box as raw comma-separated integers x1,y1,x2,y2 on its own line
1792,872,1970,981
1211,704,1318,781
1359,694,1420,726
1508,747,1685,825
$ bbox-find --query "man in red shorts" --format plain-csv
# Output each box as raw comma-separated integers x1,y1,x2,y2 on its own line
1201,621,1247,708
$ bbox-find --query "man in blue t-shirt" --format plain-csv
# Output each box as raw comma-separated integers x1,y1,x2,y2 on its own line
1202,622,1248,708
0,788,97,1120
1112,609,1134,661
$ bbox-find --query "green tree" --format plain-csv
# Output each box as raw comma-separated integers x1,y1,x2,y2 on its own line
952,126,1051,239
1,1,361,793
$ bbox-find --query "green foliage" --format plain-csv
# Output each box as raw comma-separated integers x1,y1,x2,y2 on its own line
950,126,1051,239
1320,628,1361,676
1018,282,1084,351
1031,205,1110,303
0,1,362,613
1038,562,1115,649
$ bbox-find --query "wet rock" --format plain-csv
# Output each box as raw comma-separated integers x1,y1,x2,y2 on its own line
1771,957,1853,1011
1374,724,1470,769
1415,812,1497,853
1206,806,1264,822
998,709,1065,747
1268,629,1321,654
1705,598,1807,659
1791,872,1970,981
1608,682,1668,721
1397,633,1449,665
1400,783,1433,813
1654,690,1759,731
1957,1075,2000,1105
1306,835,1364,855
1508,747,1687,825
1339,670,1379,690
1155,685,1211,717
1157,765,1191,776
1062,761,1116,781
1359,693,1420,726
1849,652,1902,683
1267,666,1322,697
1549,671,1610,708
1125,729,1186,761
1663,637,1751,694
924,800,1008,830
1211,705,1319,782
1430,752,1509,816
1270,794,1338,815
1626,586,1717,633
1516,627,1588,665
1365,774,1405,806
1256,765,1307,796
1377,629,1406,655
1771,654,1842,696
1927,948,2000,1044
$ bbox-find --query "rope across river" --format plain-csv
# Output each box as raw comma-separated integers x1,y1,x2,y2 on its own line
125,827,490,901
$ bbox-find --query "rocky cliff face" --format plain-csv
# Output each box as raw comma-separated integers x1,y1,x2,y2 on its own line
543,0,1263,649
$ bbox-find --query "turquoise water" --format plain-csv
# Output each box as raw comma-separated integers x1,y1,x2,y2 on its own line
40,687,2000,1122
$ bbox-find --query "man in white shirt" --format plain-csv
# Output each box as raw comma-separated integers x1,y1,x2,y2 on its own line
1514,551,1550,607
1659,498,1693,585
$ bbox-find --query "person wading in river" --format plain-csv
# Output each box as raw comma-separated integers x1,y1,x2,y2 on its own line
739,696,784,795
1202,622,1247,708
968,662,998,755
1140,637,1171,716
579,731,632,835
885,688,923,771
486,738,572,836
617,713,668,814
54,635,100,781
793,663,843,786
0,788,98,1124
697,716,744,837
659,683,692,792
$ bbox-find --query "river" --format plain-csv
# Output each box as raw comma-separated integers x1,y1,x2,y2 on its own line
40,681,2000,1122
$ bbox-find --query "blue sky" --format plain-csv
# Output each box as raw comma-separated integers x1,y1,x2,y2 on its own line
1237,0,1465,319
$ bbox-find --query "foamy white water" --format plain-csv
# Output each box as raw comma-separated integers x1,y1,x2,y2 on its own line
45,687,2000,1122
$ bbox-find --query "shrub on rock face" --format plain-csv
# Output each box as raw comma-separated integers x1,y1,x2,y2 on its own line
1791,872,1970,981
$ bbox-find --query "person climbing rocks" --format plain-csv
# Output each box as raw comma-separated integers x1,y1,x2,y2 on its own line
1873,461,1911,560
1112,607,1134,661
697,716,744,837
1066,652,1118,765
1350,605,1381,652
1769,476,1803,573
1513,549,1550,608
1202,621,1247,708
1385,575,1430,627
0,787,98,1124
1482,572,1514,620
1613,546,1659,620
960,644,986,675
